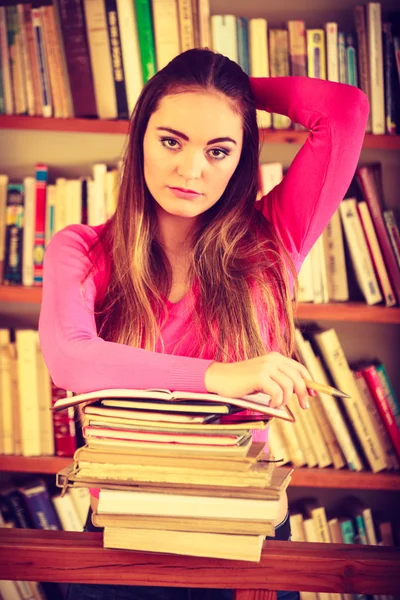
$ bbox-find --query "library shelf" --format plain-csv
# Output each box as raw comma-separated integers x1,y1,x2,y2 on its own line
1,286,400,323
1,115,400,149
1,455,400,491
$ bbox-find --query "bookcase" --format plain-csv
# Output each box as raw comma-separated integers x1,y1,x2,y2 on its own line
0,0,399,589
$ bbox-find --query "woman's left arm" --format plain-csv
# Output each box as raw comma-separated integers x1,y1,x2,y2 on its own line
251,76,369,264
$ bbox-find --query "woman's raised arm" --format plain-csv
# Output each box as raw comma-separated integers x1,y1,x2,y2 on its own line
251,76,369,263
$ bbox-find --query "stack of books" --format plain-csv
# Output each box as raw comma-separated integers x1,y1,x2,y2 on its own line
55,388,295,562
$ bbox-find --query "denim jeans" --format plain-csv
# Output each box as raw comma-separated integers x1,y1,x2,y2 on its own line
66,510,300,600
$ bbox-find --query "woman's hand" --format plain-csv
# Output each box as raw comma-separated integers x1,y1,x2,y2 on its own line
205,352,314,410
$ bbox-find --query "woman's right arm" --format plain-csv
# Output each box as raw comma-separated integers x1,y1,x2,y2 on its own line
38,225,214,395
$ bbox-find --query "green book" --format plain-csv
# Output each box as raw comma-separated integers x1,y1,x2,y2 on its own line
134,0,157,83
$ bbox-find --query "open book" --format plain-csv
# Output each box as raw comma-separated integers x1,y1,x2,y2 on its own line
52,388,295,422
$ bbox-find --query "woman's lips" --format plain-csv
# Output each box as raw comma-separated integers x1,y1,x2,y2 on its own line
168,187,203,200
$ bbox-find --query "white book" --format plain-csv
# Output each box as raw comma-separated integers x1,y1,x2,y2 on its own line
52,493,84,531
16,329,41,456
116,0,143,114
22,177,35,287
83,0,117,119
54,178,68,234
314,328,388,473
211,15,238,63
151,0,180,71
65,180,83,226
249,18,271,130
367,3,385,134
297,252,314,303
309,237,325,303
325,22,339,82
258,162,283,199
98,488,280,521
105,169,119,220
322,208,349,302
68,486,90,528
339,198,382,305
35,332,55,456
267,420,291,465
0,330,14,454
89,164,107,225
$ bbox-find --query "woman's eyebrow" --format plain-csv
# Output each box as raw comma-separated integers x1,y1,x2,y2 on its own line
156,127,237,145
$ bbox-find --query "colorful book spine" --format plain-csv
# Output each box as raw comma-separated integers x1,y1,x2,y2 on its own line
237,17,249,75
33,164,48,286
307,29,326,79
134,0,157,83
3,183,24,285
375,364,400,430
338,31,347,83
31,8,52,117
51,382,77,456
345,33,358,87
19,480,61,530
382,22,397,135
105,0,129,119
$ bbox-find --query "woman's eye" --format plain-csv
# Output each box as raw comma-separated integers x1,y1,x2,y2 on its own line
208,149,228,160
161,138,179,149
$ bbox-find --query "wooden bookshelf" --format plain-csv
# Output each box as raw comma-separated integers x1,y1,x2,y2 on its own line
1,285,400,323
1,455,400,491
1,115,400,149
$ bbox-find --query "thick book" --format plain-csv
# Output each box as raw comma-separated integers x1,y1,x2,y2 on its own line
83,404,229,422
103,526,265,562
92,510,275,536
52,387,295,422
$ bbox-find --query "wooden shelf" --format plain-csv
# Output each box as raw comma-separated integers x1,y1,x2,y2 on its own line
1,286,400,323
1,115,400,149
1,455,399,491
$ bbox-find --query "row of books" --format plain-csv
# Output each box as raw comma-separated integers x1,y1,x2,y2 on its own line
259,162,400,307
1,324,399,478
1,160,400,307
0,478,90,600
289,496,398,600
0,0,399,135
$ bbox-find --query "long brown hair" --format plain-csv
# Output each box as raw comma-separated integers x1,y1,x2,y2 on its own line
86,48,298,362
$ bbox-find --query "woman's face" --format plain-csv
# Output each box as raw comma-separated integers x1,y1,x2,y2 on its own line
143,90,244,220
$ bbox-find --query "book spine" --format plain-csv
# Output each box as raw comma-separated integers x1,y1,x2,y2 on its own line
361,365,400,461
345,33,358,87
269,29,291,129
356,165,400,301
177,0,194,51
105,0,129,119
325,22,338,82
22,4,42,116
31,8,52,117
51,382,77,456
198,0,210,49
375,364,400,429
57,0,97,117
338,31,347,83
33,164,48,286
3,184,24,285
150,0,180,72
354,369,399,470
367,2,385,134
20,482,61,530
16,4,35,116
4,489,33,528
353,4,372,132
39,6,63,118
134,0,157,83
357,200,397,306
236,17,249,75
6,5,27,115
382,23,397,135
314,328,388,473
383,209,400,269
322,208,349,302
248,18,271,130
307,29,326,79
22,176,35,287
0,7,14,115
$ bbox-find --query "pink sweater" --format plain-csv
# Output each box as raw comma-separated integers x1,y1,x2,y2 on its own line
38,77,369,497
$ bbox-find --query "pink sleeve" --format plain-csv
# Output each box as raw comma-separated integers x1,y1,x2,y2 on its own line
38,224,214,395
250,77,370,265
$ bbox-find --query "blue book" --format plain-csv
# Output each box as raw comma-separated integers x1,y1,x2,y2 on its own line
236,17,249,75
19,480,61,531
4,183,24,285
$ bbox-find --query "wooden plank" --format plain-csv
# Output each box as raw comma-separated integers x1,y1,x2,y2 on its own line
0,530,399,595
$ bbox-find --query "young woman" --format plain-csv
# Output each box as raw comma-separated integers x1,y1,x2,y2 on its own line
39,48,369,600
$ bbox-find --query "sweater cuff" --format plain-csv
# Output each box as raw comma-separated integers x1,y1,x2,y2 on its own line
167,357,215,394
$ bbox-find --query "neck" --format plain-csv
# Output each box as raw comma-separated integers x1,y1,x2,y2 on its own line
156,207,197,256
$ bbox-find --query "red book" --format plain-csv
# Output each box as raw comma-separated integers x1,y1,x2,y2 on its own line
356,164,400,303
51,381,77,456
33,163,48,285
361,364,400,461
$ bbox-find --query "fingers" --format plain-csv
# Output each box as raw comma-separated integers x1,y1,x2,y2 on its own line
277,364,309,410
263,371,294,409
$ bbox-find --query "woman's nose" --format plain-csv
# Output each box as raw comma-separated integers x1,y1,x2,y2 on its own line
176,151,204,180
